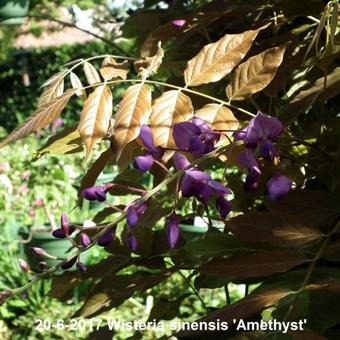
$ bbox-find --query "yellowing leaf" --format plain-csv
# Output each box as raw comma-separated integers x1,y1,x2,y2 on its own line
99,57,128,81
226,45,287,101
0,90,76,149
70,72,87,100
150,90,194,149
184,25,269,87
134,43,164,79
195,103,239,140
113,84,152,160
78,85,113,158
83,61,101,85
38,77,64,106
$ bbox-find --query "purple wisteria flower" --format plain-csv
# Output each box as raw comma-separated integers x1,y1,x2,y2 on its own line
166,214,180,248
237,149,261,174
125,200,148,228
76,262,87,273
61,213,69,234
173,117,220,156
80,233,91,247
97,230,114,247
134,125,164,172
175,153,232,219
52,214,76,239
61,257,77,270
81,183,114,202
127,233,138,251
267,172,292,201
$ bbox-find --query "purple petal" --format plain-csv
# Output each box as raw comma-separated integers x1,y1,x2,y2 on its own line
192,117,211,132
60,213,69,234
173,122,201,151
196,182,214,204
259,140,278,160
173,153,190,170
186,170,211,181
207,180,232,195
216,196,231,219
172,19,186,27
127,209,139,227
267,172,292,200
181,173,195,197
76,262,87,273
244,171,260,191
97,230,114,247
127,233,138,251
139,125,158,153
134,154,154,172
246,112,284,143
166,214,180,248
190,136,207,155
81,186,107,202
52,228,66,239
61,257,77,270
237,149,261,174
233,126,248,141
80,233,91,247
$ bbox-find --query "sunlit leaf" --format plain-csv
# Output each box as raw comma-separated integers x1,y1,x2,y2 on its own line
38,77,64,106
184,24,269,86
70,72,87,100
134,43,164,79
113,84,152,160
41,71,66,88
150,90,193,149
226,45,287,101
0,90,76,149
78,85,113,158
195,103,239,140
99,57,129,81
36,125,82,158
83,61,101,85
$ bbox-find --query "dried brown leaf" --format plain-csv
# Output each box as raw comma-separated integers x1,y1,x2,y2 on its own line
78,85,113,158
150,90,194,149
184,24,270,86
134,43,164,79
226,45,287,101
0,90,76,149
83,61,101,85
195,103,239,140
113,84,152,159
99,57,129,81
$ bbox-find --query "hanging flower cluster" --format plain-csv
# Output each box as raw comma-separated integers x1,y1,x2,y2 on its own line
234,112,292,200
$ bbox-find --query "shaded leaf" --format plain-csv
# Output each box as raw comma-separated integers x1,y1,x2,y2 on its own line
38,77,64,106
84,61,101,85
78,85,113,158
148,294,190,322
134,43,164,79
200,249,306,280
195,103,239,140
177,287,291,337
266,190,340,227
183,233,250,257
290,67,340,104
80,148,114,194
0,90,76,149
113,84,152,159
184,24,269,86
35,125,82,158
70,72,87,100
226,45,287,101
227,211,324,247
150,90,194,149
100,57,129,81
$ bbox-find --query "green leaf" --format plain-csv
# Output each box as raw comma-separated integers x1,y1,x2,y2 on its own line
35,125,82,159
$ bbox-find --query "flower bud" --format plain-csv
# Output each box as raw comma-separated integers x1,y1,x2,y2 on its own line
61,256,77,270
80,233,91,247
127,233,138,251
18,258,30,273
97,230,114,247
76,262,87,273
29,247,47,257
60,213,69,234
